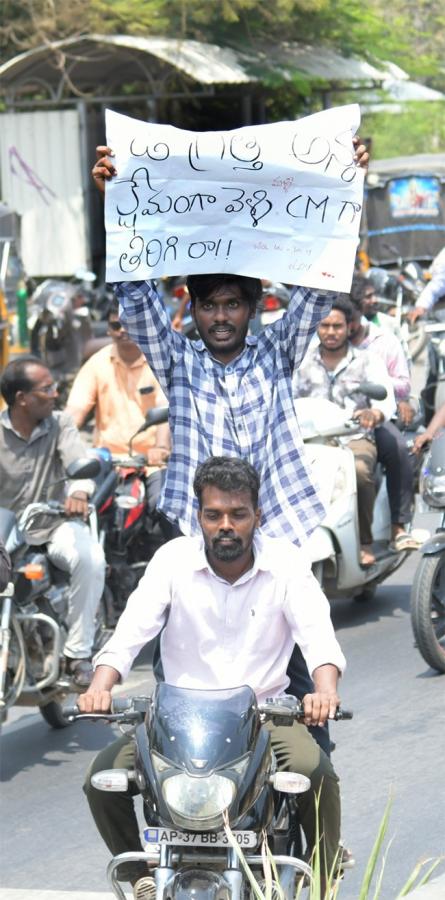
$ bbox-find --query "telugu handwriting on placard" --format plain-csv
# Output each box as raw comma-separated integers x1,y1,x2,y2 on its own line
104,105,364,292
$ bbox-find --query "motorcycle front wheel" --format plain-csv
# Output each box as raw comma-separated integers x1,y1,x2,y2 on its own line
39,699,72,729
411,554,445,673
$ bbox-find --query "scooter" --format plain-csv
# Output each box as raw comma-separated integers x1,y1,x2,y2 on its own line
66,689,352,900
0,455,107,730
410,430,445,673
296,393,413,602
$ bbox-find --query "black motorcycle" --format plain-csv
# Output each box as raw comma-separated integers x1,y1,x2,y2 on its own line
68,687,351,900
0,456,107,730
411,430,445,673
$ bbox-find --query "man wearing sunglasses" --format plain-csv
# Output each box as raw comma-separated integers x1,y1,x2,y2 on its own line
0,356,106,687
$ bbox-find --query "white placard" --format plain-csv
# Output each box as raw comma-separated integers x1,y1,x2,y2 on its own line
105,105,364,291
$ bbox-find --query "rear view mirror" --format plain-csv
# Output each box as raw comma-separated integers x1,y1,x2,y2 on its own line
65,457,101,480
358,382,387,402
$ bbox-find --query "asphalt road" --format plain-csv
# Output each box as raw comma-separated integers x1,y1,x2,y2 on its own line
1,504,444,900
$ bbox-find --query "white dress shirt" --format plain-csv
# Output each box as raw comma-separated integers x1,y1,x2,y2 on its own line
94,533,346,703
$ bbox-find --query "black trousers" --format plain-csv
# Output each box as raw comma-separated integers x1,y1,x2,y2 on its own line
374,422,414,525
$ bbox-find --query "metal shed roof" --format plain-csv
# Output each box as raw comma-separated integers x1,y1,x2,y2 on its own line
0,35,253,97
240,41,387,85
0,34,389,103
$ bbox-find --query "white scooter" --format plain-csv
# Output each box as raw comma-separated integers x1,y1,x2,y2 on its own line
296,393,412,602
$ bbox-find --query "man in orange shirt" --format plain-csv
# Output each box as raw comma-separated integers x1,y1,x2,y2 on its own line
67,301,171,525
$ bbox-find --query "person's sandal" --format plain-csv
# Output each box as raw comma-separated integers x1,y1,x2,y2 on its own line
390,531,422,553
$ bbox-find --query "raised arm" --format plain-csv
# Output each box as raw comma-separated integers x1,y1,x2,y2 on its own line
92,147,184,392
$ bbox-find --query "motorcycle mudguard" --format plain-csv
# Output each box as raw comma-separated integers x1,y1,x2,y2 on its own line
420,532,445,556
166,869,231,900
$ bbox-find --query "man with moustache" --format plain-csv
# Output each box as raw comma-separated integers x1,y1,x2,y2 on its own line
79,456,346,899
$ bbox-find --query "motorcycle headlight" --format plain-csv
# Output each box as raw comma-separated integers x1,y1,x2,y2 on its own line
421,472,445,508
162,772,236,826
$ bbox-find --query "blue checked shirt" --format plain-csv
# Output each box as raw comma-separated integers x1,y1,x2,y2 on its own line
116,280,335,544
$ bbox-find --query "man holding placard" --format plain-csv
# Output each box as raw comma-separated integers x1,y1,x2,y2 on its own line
91,110,368,752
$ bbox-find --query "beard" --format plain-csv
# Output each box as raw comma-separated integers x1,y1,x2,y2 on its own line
210,535,244,561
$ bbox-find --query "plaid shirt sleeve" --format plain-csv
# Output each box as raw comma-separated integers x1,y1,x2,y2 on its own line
263,286,336,370
114,280,184,395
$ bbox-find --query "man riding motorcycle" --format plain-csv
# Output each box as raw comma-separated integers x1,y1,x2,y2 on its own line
0,356,105,687
90,137,369,754
79,456,346,899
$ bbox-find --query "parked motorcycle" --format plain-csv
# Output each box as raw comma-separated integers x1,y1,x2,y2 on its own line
411,431,445,673
91,407,170,620
0,456,106,730
66,688,352,900
296,391,414,602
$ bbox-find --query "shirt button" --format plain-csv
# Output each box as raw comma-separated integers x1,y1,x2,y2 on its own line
226,367,232,374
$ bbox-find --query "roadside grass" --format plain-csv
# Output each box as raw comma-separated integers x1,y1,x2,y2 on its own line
223,797,444,899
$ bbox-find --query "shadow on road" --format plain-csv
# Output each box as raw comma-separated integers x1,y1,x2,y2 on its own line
330,581,410,631
0,716,115,782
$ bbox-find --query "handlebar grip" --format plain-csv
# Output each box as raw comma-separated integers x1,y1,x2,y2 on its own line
333,708,353,720
111,697,133,713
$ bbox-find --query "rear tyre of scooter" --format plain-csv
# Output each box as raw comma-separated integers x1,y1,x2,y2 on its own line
39,700,72,729
411,555,445,673
354,585,377,602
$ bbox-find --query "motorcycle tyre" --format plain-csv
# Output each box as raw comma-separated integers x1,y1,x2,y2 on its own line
93,584,116,651
39,699,72,729
411,555,445,673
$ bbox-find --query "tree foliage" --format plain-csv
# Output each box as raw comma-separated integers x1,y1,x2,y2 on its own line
1,0,444,155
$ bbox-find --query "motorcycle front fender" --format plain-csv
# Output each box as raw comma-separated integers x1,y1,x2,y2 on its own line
420,532,445,556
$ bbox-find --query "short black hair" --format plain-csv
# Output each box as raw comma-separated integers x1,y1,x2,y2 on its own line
186,274,262,310
350,275,369,306
107,298,120,320
193,456,260,509
0,355,46,407
330,295,355,324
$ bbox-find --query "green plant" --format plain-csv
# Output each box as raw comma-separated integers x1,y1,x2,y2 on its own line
223,796,444,899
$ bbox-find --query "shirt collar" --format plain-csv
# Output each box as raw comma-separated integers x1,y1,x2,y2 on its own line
193,333,258,360
1,409,51,441
110,343,146,368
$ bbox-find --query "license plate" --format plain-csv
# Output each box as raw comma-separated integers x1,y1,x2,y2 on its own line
143,827,257,849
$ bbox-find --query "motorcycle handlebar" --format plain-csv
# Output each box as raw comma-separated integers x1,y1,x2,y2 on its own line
258,698,353,722
64,696,353,724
